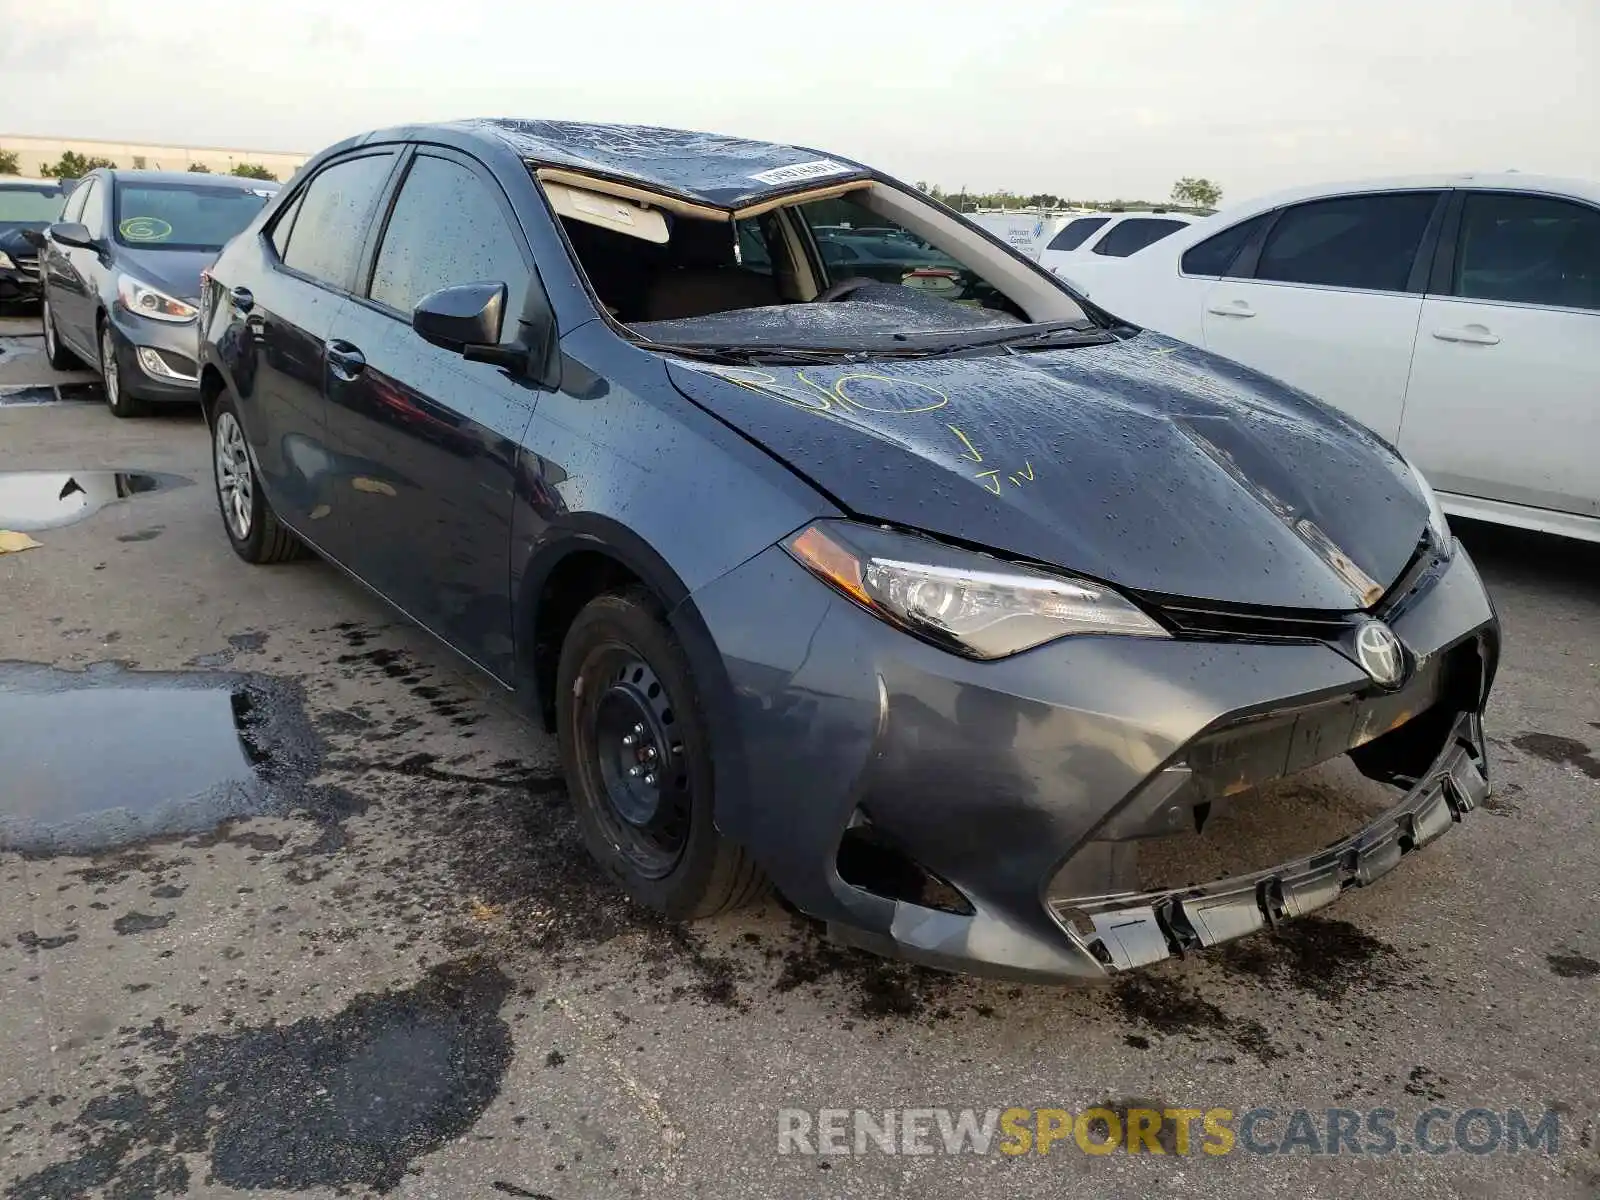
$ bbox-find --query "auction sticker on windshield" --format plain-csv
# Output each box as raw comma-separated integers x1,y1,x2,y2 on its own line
748,159,853,186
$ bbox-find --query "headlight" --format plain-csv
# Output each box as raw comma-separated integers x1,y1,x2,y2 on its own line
1403,456,1451,549
0,251,13,270
783,520,1167,659
117,275,197,323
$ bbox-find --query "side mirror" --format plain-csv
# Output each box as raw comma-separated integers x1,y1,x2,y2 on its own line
412,281,507,352
48,222,95,250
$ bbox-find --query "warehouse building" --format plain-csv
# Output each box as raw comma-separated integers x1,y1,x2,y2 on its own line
0,134,307,181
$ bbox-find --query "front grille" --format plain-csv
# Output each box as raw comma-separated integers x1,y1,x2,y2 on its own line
1156,602,1356,643
1147,536,1445,643
15,256,38,277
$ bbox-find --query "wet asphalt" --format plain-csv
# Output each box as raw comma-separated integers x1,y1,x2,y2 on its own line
0,314,1596,1199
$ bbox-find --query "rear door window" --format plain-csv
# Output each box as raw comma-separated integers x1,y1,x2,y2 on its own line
1045,217,1109,252
1091,218,1188,257
367,153,529,331
734,217,774,275
280,153,397,290
1254,192,1440,292
1451,192,1600,311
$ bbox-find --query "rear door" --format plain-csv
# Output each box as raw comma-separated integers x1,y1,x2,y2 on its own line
1200,190,1445,440
1398,189,1600,519
243,150,400,529
320,146,540,679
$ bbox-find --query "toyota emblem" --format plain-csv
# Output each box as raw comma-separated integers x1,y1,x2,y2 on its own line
1355,620,1406,688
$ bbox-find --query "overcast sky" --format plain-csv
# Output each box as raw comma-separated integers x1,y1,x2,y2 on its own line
2,0,1595,205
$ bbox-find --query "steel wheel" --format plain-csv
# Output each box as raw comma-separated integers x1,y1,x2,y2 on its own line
214,411,254,541
558,587,765,918
583,649,692,879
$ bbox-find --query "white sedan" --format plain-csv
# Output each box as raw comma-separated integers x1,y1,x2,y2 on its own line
1038,211,1199,287
1081,173,1600,544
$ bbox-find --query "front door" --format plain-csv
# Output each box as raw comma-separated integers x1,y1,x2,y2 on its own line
321,148,541,680
1399,190,1600,519
45,176,101,355
1200,190,1443,440
241,151,400,529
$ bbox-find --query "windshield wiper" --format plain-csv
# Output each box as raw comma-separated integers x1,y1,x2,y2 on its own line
890,320,1113,354
640,321,1113,366
641,341,875,366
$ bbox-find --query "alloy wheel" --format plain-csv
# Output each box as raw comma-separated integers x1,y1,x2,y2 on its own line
100,326,120,412
42,300,57,359
214,411,254,541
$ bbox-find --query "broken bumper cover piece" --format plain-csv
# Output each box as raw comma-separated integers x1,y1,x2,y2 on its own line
1049,711,1489,972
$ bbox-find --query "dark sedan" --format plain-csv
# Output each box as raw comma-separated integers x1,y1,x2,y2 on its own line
39,170,277,415
0,176,68,305
196,120,1498,982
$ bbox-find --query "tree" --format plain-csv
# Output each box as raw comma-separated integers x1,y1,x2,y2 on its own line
1170,177,1223,209
230,163,277,181
0,149,19,175
187,163,212,173
38,150,118,178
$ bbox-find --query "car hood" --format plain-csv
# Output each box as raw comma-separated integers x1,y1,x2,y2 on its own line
665,331,1430,611
116,246,217,302
0,224,45,252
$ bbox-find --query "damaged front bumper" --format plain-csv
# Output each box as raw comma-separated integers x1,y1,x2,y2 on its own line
1050,710,1488,972
680,537,1499,983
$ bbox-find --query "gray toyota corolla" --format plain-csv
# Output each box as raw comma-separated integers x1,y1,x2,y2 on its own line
197,120,1498,982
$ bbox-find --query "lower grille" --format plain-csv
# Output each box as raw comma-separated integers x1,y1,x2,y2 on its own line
1048,711,1488,971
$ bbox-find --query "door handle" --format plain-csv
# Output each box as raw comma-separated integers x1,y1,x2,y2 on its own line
229,286,254,313
1206,299,1255,318
1431,324,1500,346
326,340,366,381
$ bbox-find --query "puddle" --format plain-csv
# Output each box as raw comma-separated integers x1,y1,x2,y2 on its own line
0,661,355,856
0,470,189,531
0,383,104,408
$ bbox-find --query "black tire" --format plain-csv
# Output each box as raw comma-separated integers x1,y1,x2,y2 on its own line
557,586,765,919
99,318,147,418
41,296,80,370
211,396,305,564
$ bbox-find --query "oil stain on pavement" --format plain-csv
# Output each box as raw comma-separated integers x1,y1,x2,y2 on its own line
2,959,514,1199
1512,732,1600,780
0,661,359,856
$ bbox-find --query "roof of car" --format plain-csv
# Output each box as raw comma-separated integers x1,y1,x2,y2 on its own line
0,175,65,187
1225,170,1600,217
93,169,280,188
1093,211,1200,223
452,119,875,210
